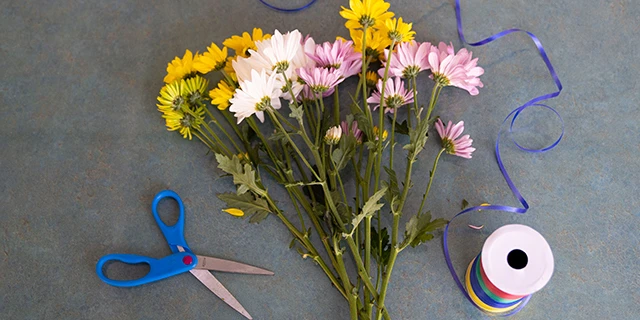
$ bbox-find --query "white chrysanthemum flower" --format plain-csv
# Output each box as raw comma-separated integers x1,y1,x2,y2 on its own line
229,70,282,124
232,29,314,102
255,29,302,74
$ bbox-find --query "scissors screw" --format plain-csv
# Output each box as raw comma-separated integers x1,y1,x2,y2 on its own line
182,256,193,265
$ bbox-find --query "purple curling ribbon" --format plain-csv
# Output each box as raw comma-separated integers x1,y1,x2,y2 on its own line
258,0,317,12
443,0,564,316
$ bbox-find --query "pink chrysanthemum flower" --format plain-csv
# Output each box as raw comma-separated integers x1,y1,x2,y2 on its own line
427,42,484,95
297,67,345,94
297,85,336,103
435,119,476,158
380,40,432,78
308,39,362,78
367,77,414,113
341,120,364,144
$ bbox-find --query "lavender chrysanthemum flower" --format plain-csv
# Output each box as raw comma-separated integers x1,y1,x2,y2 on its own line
308,39,362,78
379,40,431,78
427,42,484,95
297,67,345,94
367,77,414,113
435,119,476,158
341,120,364,144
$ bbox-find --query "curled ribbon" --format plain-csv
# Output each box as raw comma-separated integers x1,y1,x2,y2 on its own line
258,0,317,12
443,0,564,316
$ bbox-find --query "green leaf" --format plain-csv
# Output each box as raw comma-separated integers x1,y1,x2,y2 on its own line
331,148,344,168
362,186,387,218
404,117,431,155
331,133,356,171
289,103,304,121
387,116,409,135
215,154,265,196
383,166,400,204
371,226,391,267
216,153,243,176
461,199,469,210
217,192,272,223
347,186,387,237
268,130,291,143
403,211,448,248
353,112,373,143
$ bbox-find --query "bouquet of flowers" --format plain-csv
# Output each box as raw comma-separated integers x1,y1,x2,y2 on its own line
156,1,483,318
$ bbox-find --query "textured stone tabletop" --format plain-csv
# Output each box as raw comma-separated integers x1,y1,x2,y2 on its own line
1,0,638,319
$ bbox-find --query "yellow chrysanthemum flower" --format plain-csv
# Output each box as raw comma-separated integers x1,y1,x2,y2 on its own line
372,125,388,141
157,80,186,114
164,50,199,84
340,0,394,30
193,43,228,74
222,208,245,217
183,75,209,106
223,28,272,58
365,70,378,88
349,28,392,60
163,107,205,140
384,17,415,42
209,81,234,110
223,57,238,83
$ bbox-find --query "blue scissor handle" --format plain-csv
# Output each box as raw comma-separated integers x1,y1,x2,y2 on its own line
152,190,191,253
96,252,197,287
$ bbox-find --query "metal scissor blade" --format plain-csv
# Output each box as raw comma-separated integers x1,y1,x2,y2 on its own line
195,255,274,275
177,246,253,319
190,269,253,320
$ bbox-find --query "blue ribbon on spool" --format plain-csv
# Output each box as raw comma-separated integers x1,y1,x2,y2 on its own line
443,0,564,316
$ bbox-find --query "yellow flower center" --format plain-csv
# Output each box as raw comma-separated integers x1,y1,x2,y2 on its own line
432,72,450,86
255,96,271,111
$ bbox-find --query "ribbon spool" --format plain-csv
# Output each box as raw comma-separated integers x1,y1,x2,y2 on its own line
464,225,554,315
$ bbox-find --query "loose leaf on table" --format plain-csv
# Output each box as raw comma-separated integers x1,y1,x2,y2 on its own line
217,192,272,223
371,226,391,267
346,186,387,237
461,199,469,210
402,211,448,248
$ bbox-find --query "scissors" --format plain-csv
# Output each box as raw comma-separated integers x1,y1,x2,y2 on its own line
96,190,273,319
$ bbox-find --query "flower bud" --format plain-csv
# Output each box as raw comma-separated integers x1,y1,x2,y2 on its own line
324,126,342,145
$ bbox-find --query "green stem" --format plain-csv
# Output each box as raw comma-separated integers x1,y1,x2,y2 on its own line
333,86,340,126
204,107,242,153
282,142,307,231
192,130,216,151
329,146,349,204
410,76,419,127
360,25,369,119
302,100,316,136
417,148,445,216
376,84,444,319
314,97,322,146
268,110,321,181
425,84,443,122
264,194,346,300
201,121,232,157
220,110,251,152
332,237,357,320
389,109,398,170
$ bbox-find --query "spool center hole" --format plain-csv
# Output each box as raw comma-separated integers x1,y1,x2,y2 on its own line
507,249,528,269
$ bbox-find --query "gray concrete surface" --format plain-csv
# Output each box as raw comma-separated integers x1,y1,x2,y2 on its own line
1,0,638,319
